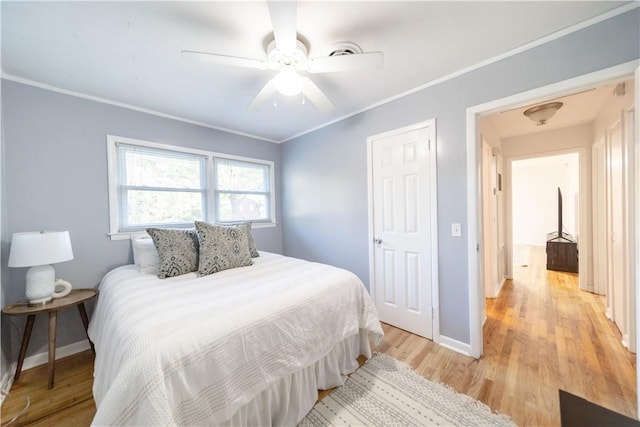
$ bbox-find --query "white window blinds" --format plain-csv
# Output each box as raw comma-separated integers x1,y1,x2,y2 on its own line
116,143,207,230
214,158,271,222
107,135,276,238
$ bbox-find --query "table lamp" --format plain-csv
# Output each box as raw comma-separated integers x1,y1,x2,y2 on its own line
8,231,74,305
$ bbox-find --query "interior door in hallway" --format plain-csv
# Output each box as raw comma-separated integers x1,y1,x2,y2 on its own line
370,123,435,339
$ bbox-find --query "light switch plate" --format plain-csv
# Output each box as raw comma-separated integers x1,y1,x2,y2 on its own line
451,223,462,237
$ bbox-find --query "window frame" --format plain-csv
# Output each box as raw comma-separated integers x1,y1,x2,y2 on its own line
116,142,209,231
107,135,276,240
213,157,273,224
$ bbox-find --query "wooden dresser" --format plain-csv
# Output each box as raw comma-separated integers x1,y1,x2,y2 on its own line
546,232,578,273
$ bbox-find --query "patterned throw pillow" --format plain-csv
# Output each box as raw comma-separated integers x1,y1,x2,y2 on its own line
195,221,253,276
146,228,199,279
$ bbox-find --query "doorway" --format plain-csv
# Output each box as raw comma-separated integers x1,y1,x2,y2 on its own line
467,61,639,416
511,152,580,275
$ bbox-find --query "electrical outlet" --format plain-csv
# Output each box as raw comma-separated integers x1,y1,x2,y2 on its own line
451,223,462,237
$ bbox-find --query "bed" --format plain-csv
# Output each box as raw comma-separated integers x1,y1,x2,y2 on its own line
88,249,383,426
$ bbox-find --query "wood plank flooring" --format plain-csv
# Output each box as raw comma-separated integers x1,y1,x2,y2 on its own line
1,350,95,426
1,245,636,426
374,245,636,426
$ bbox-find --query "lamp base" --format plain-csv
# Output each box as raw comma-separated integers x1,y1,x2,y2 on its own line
25,264,56,305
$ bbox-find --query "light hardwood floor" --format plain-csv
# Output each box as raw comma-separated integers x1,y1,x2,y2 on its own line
1,245,636,426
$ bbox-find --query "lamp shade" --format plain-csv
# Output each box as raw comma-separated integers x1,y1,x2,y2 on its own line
8,231,74,267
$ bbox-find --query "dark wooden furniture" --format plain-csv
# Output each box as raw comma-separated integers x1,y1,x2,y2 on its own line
559,389,640,427
2,289,97,389
546,232,578,273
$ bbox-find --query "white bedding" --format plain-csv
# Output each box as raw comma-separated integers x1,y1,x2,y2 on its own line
88,251,383,426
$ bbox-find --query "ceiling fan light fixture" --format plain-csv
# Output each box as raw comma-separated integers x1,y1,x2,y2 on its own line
274,66,302,96
523,101,563,126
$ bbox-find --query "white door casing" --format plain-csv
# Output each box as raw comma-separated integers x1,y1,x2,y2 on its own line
608,119,629,345
592,137,608,296
367,120,438,340
634,64,639,418
627,104,636,353
482,142,495,303
495,151,506,291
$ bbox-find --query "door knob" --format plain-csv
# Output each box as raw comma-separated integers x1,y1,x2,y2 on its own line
373,237,382,245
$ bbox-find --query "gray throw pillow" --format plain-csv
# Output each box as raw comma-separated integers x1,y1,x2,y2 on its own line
146,228,199,279
195,221,253,276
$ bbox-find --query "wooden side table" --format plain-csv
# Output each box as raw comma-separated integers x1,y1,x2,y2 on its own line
2,288,98,389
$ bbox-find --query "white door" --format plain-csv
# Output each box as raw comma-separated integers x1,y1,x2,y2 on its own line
370,123,435,339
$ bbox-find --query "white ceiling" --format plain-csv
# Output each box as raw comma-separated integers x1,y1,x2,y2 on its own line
487,83,617,139
1,1,631,142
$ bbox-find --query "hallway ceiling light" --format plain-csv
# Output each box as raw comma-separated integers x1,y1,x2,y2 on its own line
523,101,563,126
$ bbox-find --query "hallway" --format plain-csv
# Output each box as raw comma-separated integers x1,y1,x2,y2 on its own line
376,245,636,426
485,245,636,424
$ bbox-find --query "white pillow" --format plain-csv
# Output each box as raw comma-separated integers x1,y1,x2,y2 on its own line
132,237,159,274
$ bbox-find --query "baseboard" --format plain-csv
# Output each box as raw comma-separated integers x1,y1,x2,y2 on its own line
21,340,91,372
622,334,630,350
580,282,595,293
438,334,472,357
493,277,506,298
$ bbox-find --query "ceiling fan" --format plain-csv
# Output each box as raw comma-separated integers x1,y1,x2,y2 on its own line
181,1,384,113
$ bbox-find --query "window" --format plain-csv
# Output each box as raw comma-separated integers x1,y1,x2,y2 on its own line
117,144,207,230
214,159,271,222
107,135,275,239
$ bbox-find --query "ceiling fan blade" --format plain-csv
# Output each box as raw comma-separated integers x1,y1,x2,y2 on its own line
306,51,384,73
182,50,267,70
300,77,334,113
267,1,297,55
247,79,277,111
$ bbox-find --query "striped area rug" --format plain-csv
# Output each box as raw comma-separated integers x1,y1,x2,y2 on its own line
299,354,515,427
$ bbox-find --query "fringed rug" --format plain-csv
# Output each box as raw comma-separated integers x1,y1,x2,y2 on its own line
299,354,515,427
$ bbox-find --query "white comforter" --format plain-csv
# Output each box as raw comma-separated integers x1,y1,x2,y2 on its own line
88,252,383,426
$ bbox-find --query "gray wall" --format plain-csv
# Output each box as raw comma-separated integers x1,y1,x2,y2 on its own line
1,81,282,360
281,9,640,343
